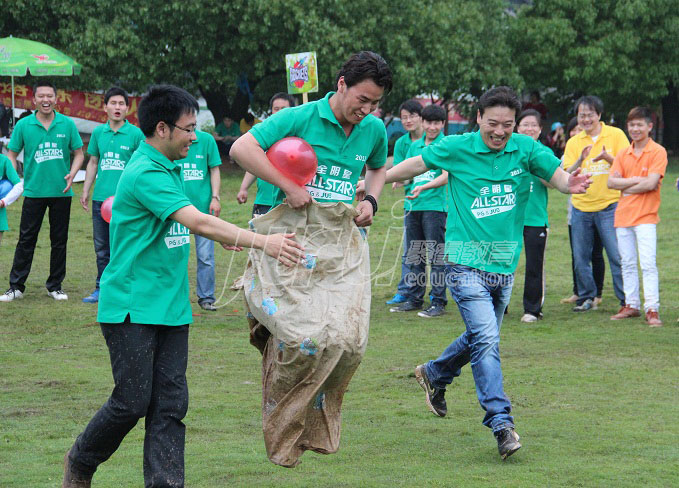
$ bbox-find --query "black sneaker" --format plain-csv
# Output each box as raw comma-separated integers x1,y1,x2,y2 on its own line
390,301,422,313
418,304,445,318
414,364,447,417
494,427,521,459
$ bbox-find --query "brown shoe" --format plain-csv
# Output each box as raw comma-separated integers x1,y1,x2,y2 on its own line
645,310,663,327
610,305,640,320
63,450,92,488
560,294,578,304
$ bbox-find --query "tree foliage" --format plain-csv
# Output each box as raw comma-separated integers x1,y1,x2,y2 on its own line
1,0,519,121
510,0,679,145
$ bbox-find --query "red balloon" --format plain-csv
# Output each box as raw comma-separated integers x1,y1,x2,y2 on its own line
266,137,318,186
101,196,114,223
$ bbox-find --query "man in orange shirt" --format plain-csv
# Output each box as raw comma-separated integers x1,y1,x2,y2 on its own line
607,107,667,326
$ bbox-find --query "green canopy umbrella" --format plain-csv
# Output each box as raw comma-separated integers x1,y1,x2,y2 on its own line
0,36,82,129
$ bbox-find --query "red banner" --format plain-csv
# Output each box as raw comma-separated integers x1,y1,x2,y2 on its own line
0,83,141,125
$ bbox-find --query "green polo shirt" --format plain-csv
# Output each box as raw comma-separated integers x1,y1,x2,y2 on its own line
421,131,560,274
250,91,387,205
215,122,241,138
254,178,276,206
7,111,83,198
177,130,221,213
524,142,554,227
403,132,446,212
0,154,21,232
87,120,145,201
393,132,418,209
97,142,193,326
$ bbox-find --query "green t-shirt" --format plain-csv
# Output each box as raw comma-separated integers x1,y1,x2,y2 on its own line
7,111,83,198
421,131,560,274
215,122,241,138
523,142,554,227
97,142,193,326
250,92,387,205
393,132,417,209
403,132,447,213
87,120,145,201
177,130,221,213
0,154,21,232
254,178,276,206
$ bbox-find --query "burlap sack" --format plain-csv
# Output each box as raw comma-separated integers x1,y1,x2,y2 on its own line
243,201,371,467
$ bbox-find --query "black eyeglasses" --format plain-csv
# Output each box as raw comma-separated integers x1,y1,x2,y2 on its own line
167,122,197,133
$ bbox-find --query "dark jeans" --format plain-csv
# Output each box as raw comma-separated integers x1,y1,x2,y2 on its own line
70,318,190,488
92,200,110,289
9,196,71,292
568,224,604,297
252,204,271,217
522,226,547,317
403,210,447,306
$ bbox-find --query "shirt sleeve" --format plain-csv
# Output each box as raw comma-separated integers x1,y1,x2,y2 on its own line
69,119,84,150
421,135,453,171
132,127,145,151
648,145,668,178
527,139,560,181
366,121,387,169
562,137,580,169
87,127,100,157
133,167,192,222
7,120,24,153
609,152,624,178
206,134,221,167
393,136,408,165
609,128,630,158
249,108,298,151
3,157,21,185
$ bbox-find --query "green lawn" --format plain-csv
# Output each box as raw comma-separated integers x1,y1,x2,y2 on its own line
1,162,678,487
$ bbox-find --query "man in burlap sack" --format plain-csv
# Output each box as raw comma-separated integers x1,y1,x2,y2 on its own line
230,51,392,467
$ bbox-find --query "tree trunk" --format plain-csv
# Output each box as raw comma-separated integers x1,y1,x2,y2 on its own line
199,85,232,124
661,81,679,152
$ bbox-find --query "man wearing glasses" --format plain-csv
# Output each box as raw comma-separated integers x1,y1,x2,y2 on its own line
63,85,304,487
563,96,629,312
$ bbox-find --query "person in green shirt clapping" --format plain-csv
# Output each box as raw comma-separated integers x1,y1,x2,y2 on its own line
63,85,303,488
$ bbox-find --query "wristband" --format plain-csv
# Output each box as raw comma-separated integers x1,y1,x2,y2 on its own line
212,195,220,201
362,194,378,215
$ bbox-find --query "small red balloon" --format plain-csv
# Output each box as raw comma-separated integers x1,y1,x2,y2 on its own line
266,137,318,186
101,196,114,223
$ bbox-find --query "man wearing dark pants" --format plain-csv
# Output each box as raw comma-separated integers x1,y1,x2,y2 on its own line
63,85,303,487
1,81,84,302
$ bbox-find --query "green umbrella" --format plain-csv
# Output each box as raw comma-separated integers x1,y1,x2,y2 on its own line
0,36,81,129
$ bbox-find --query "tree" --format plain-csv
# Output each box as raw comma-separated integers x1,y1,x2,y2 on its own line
1,0,521,126
510,0,679,149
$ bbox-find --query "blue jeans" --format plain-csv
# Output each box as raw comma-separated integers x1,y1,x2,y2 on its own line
92,200,110,290
571,203,624,306
195,235,215,304
425,264,514,432
396,220,412,296
403,210,447,306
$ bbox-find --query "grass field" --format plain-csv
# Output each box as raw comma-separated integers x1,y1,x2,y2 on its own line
1,161,678,487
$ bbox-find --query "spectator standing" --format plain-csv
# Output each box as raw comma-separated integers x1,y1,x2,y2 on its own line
607,107,667,326
80,87,145,303
389,104,448,318
178,129,222,311
0,82,84,302
385,99,423,305
563,96,629,312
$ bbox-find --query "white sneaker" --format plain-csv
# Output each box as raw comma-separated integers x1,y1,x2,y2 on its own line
47,289,68,301
520,313,538,323
0,288,23,302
